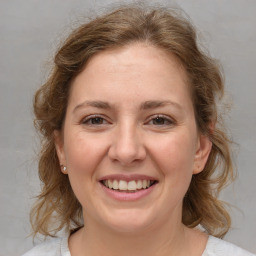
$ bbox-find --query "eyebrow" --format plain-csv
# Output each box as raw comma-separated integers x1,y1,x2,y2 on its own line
73,100,182,113
73,100,111,113
140,100,182,110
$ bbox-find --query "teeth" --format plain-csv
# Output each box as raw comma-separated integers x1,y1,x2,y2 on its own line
119,180,128,190
102,179,154,191
108,180,113,189
113,180,119,190
127,181,137,190
142,180,147,189
137,180,142,189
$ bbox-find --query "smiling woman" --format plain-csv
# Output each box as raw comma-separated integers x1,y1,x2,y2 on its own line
23,3,255,256
54,44,206,240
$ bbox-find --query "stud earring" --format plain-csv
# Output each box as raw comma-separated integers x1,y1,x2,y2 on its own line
60,165,67,173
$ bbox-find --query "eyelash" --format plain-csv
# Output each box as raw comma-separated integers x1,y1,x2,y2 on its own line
81,114,175,127
81,115,110,126
146,115,175,126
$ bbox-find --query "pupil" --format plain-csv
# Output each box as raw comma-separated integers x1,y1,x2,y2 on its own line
92,117,103,124
154,117,164,125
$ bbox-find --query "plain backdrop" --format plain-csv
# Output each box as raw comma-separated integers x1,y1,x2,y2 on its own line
0,0,255,255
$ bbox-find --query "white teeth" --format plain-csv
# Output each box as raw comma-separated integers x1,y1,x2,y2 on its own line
113,180,119,190
102,179,154,191
119,180,128,190
128,181,137,190
137,180,142,189
108,180,113,189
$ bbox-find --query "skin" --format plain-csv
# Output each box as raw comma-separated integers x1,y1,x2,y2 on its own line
55,43,212,256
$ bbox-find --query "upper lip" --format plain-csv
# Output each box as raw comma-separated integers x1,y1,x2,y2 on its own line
99,174,158,182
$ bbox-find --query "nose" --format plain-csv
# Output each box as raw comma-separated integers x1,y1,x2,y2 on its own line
108,123,146,166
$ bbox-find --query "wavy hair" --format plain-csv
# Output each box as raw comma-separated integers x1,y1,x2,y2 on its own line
31,4,234,238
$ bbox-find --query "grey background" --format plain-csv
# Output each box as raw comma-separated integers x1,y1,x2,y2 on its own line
0,0,255,255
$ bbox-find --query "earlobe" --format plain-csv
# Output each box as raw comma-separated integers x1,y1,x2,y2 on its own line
193,134,212,174
54,130,67,173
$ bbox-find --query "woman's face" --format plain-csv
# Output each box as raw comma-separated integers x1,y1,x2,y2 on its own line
55,44,211,233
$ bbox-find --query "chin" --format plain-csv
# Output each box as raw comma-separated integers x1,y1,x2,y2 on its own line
102,208,156,234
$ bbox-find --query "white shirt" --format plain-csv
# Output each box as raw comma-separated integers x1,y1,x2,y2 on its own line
22,235,255,256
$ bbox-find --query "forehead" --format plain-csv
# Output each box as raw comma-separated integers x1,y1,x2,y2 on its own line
68,43,192,108
82,43,187,80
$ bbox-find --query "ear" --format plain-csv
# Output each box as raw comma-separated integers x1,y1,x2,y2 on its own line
54,130,67,174
193,133,212,175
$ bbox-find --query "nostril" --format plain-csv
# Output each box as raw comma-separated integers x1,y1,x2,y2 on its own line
108,143,147,166
107,129,146,165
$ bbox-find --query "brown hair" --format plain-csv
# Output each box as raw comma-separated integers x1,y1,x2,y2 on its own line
31,4,234,238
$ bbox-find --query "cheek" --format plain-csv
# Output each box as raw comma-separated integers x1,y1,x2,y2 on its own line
63,132,108,195
65,131,105,170
148,132,196,180
63,134,109,211
145,132,197,217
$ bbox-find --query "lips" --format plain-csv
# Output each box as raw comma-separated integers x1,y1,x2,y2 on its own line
102,179,156,192
99,174,158,194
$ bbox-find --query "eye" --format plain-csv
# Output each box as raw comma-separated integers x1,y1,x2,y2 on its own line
81,115,109,125
146,115,175,126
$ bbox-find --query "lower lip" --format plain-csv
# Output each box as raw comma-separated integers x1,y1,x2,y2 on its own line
100,182,157,201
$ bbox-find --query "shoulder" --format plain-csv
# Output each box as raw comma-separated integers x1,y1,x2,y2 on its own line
22,236,70,256
203,236,255,256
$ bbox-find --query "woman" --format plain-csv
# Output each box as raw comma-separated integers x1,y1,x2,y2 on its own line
23,4,255,256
